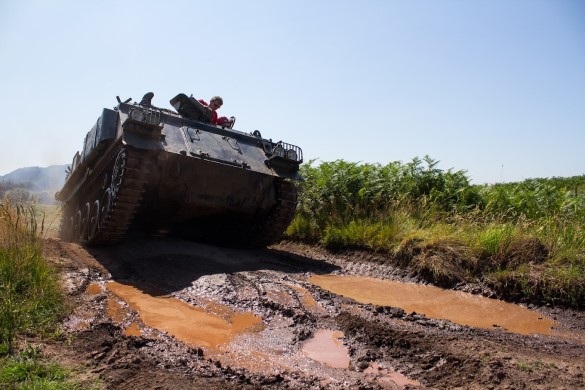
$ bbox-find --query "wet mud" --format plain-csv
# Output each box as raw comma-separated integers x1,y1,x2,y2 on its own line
41,236,585,389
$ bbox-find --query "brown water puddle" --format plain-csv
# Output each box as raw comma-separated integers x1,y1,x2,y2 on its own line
106,282,263,350
266,289,296,306
85,283,102,295
286,283,326,314
107,296,131,323
302,330,350,368
364,362,421,388
310,275,557,335
123,322,143,337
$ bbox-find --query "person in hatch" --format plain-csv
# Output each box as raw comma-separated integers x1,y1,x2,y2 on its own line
198,96,223,125
198,96,235,128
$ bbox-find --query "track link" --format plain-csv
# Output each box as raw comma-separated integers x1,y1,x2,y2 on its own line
60,146,149,245
249,179,298,248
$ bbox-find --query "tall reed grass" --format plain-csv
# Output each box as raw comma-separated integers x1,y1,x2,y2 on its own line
0,201,64,354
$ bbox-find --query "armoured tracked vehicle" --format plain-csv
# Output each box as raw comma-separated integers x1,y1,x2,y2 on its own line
56,92,303,247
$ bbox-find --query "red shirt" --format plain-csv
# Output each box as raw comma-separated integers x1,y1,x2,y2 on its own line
198,99,218,124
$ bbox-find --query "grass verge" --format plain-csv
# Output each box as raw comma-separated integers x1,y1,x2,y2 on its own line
286,212,585,308
0,200,94,389
0,201,65,353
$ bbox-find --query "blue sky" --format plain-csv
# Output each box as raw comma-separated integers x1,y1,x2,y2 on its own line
1,0,583,184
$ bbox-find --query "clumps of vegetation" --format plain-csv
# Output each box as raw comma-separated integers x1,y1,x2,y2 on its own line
0,201,65,353
488,263,585,309
394,236,476,287
0,345,90,389
286,157,585,308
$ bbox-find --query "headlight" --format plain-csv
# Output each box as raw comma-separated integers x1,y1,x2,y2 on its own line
274,145,285,158
286,149,298,161
129,109,146,122
265,140,303,166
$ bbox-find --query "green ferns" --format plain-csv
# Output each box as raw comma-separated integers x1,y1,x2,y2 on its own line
287,158,585,307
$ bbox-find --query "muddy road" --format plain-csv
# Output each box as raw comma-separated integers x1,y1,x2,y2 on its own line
44,236,584,389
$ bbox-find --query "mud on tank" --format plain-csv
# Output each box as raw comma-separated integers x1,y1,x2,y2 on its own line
56,92,303,248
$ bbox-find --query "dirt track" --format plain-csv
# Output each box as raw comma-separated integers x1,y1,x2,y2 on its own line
42,236,584,389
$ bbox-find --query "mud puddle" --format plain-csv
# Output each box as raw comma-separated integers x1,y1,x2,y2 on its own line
41,236,585,389
364,362,422,388
302,330,350,368
310,274,558,335
123,322,143,337
85,283,102,295
106,282,263,351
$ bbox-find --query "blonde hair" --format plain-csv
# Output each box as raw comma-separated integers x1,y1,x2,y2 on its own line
210,96,223,105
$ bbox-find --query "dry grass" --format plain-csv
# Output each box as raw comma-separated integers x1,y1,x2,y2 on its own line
394,236,477,287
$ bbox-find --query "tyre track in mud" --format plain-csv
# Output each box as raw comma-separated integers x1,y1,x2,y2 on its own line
43,236,585,389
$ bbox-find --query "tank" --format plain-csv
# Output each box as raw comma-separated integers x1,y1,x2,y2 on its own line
56,92,303,248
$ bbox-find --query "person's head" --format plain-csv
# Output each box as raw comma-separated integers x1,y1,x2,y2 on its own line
209,96,223,110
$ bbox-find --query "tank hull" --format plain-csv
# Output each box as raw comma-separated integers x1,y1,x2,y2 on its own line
144,151,276,219
57,93,302,247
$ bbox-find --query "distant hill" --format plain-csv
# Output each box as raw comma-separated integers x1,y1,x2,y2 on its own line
1,165,67,196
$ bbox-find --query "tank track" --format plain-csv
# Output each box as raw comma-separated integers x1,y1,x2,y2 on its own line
248,179,298,248
60,145,149,245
